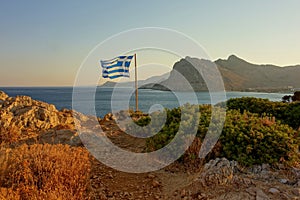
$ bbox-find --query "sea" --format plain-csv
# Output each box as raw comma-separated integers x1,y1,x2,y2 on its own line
0,87,291,118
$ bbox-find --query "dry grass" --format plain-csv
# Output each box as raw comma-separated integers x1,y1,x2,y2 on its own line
0,143,91,200
0,126,21,144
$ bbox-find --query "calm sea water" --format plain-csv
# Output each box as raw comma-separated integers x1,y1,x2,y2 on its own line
0,87,290,117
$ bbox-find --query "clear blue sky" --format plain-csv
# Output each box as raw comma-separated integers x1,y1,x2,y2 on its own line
1,0,300,86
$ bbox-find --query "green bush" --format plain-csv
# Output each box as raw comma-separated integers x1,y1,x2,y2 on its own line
221,110,299,166
142,100,299,166
226,97,300,129
283,104,300,130
145,104,196,152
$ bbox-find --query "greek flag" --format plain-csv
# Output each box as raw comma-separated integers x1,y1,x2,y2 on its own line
100,55,134,79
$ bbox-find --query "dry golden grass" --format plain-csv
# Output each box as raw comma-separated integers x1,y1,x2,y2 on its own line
0,143,91,200
0,126,21,144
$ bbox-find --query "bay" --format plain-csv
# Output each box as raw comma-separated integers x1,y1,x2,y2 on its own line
0,87,291,117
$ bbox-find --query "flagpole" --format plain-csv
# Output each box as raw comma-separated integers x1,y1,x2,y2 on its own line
134,53,139,112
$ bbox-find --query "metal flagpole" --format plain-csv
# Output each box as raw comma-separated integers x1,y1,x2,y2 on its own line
134,53,139,112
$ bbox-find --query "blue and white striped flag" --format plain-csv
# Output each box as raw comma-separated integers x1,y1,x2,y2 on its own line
100,55,134,79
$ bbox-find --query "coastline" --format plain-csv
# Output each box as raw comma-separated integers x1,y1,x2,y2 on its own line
0,87,291,118
0,90,299,199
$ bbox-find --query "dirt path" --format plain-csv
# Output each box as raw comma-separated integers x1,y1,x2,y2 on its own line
87,120,300,200
88,120,199,199
89,158,201,199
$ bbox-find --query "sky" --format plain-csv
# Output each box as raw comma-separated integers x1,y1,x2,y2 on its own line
1,0,300,86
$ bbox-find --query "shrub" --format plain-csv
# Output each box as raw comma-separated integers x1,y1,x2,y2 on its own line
0,144,91,200
144,102,299,166
283,104,300,130
226,97,300,129
145,104,195,152
221,110,299,166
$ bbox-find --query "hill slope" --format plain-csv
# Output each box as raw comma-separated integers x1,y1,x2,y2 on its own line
141,55,300,92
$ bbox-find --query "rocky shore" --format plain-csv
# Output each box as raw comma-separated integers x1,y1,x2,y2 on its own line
0,91,299,199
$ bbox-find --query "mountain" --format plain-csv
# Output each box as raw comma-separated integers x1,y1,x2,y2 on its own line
216,55,300,91
100,81,117,87
99,72,169,88
140,55,300,92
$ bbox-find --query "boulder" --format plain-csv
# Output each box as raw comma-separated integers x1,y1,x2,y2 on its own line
198,158,237,187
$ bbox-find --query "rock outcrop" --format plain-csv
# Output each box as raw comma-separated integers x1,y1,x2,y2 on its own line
0,91,8,101
0,91,88,146
198,158,238,187
0,95,71,131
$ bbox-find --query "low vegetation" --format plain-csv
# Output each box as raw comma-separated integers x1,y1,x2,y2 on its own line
226,97,300,129
0,126,21,144
142,98,300,166
0,144,91,200
221,110,298,165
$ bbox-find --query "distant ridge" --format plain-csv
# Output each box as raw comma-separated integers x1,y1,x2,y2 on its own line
139,55,300,92
215,55,300,91
99,72,169,88
100,81,117,87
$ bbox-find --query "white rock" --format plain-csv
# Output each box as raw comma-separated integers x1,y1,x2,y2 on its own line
279,179,288,184
268,188,280,194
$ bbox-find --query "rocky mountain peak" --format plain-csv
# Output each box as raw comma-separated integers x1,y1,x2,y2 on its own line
227,54,240,61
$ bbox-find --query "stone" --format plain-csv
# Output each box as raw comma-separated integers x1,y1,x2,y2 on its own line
0,91,8,101
256,189,270,200
246,187,257,196
152,180,160,188
268,188,280,194
148,174,155,179
103,113,116,121
262,164,270,171
181,189,186,197
279,179,288,184
198,157,237,187
292,188,300,196
292,167,300,179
